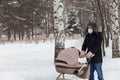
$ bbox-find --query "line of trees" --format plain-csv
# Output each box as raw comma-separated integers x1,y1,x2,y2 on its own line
0,0,54,41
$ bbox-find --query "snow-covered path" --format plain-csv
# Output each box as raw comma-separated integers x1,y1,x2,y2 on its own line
0,40,119,80
0,41,57,80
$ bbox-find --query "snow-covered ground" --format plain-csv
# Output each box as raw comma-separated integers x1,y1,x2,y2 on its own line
0,39,120,80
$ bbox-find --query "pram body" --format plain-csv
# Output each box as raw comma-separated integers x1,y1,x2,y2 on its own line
55,47,90,80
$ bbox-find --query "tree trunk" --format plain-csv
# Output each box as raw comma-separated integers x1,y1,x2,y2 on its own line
8,30,11,41
96,0,106,56
21,31,24,40
46,12,50,38
105,1,110,47
109,0,120,58
53,0,65,61
14,30,16,40
18,31,21,40
91,0,97,22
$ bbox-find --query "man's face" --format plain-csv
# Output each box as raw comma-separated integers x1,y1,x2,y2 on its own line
88,25,93,34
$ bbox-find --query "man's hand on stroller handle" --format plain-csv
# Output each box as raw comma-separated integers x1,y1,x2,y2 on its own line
86,51,95,59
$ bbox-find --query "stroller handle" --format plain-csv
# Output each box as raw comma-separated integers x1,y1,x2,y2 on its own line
74,56,93,75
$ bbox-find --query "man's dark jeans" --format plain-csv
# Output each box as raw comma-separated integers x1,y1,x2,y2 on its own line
89,63,104,80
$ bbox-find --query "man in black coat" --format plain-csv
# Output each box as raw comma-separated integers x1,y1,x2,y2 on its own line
82,22,104,80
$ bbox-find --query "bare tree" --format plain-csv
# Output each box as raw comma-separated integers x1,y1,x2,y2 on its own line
96,0,108,56
109,0,120,58
53,0,65,61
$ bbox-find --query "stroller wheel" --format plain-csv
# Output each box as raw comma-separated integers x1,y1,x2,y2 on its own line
74,70,78,75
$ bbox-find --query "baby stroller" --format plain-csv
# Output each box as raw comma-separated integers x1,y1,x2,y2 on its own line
55,47,90,80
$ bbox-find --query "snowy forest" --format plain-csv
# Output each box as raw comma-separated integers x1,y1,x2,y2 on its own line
0,0,120,57
0,0,120,80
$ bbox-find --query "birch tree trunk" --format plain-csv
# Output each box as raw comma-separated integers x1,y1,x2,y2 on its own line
53,0,65,61
109,0,120,58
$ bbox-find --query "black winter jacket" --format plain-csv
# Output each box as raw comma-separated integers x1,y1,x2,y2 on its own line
82,32,103,63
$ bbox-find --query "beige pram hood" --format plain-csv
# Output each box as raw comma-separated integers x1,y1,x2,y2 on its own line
56,47,80,66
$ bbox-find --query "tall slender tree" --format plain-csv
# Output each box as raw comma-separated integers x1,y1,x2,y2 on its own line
109,0,120,58
53,0,65,61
